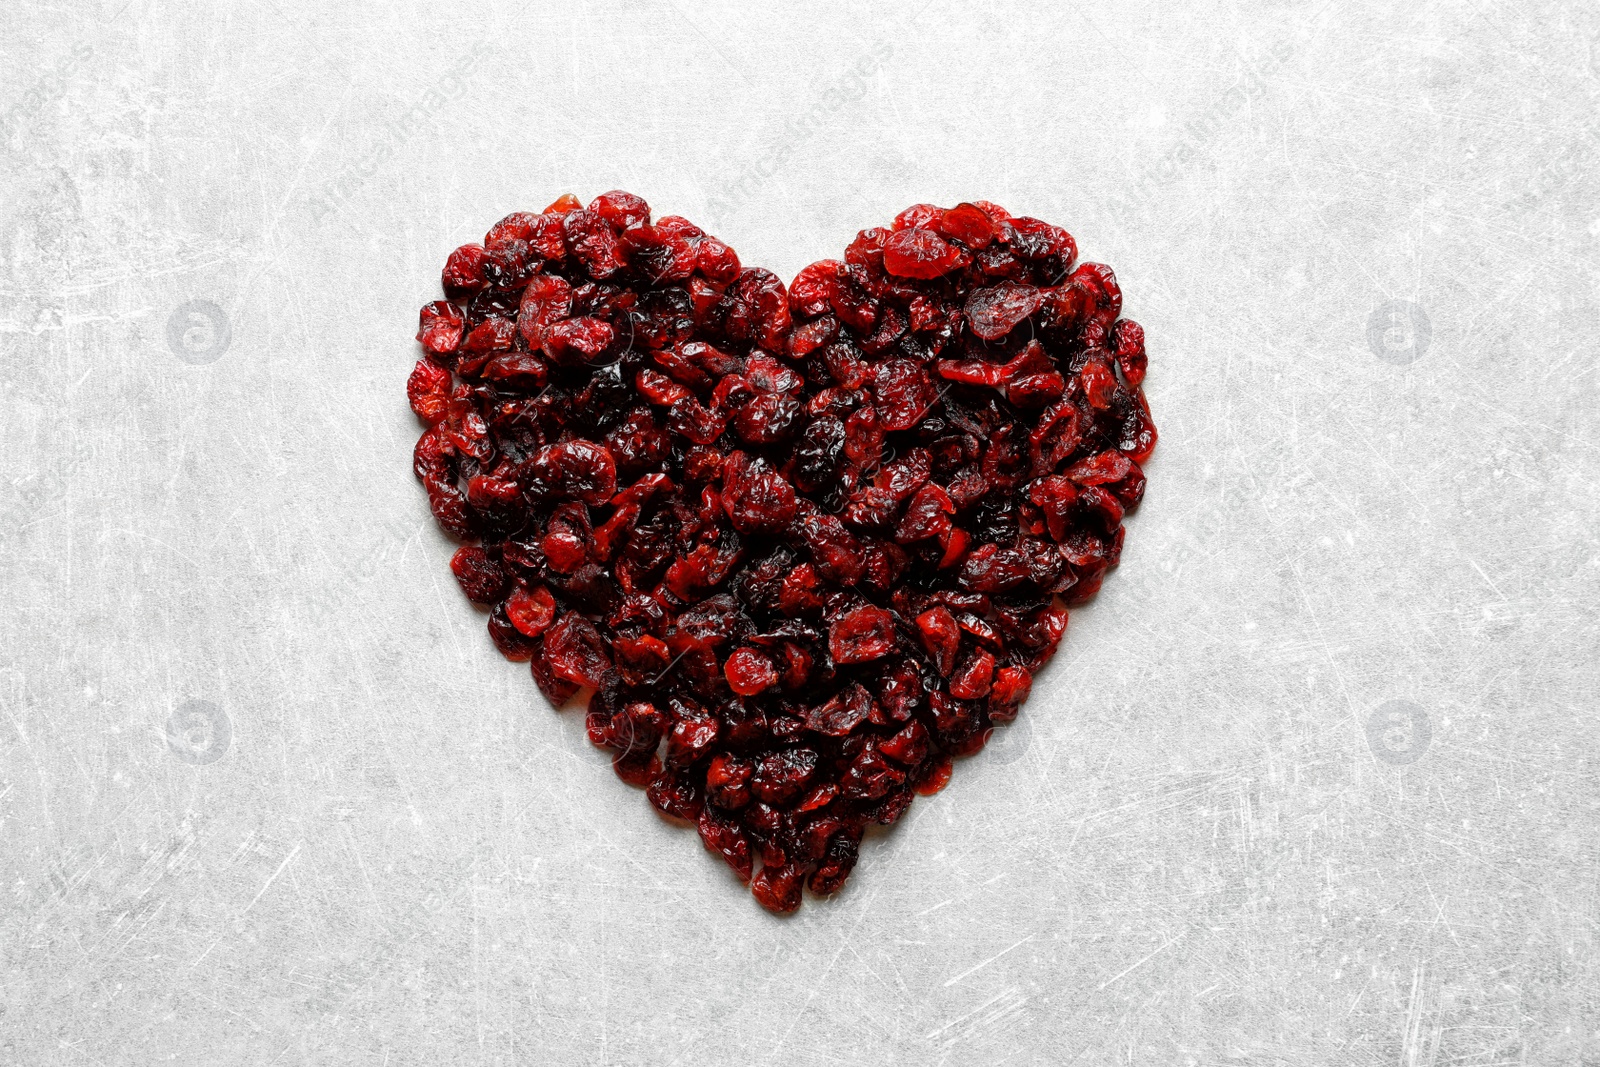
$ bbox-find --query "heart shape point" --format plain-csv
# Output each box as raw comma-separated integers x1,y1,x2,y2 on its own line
408,192,1157,913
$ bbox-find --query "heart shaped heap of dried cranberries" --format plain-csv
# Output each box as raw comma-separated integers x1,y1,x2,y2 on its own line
408,191,1156,913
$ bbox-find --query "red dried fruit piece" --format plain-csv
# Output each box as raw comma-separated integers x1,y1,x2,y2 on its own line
840,742,904,801
541,508,589,574
525,440,617,505
722,464,797,535
789,260,842,317
1029,474,1080,541
1065,450,1133,486
965,281,1043,341
882,227,964,280
915,606,961,676
915,757,954,795
613,749,660,787
407,358,452,423
589,189,650,231
544,615,612,688
517,274,573,349
483,211,539,250
892,203,943,231
698,807,753,882
949,648,996,700
665,537,742,599
873,360,939,432
881,720,931,767
543,317,615,365
506,585,556,637
936,359,1005,387
622,224,696,283
563,209,627,278
1005,217,1077,273
1111,319,1147,386
938,202,998,249
829,604,897,664
829,271,879,333
750,862,804,913
798,511,866,587
894,482,954,543
441,244,489,299
417,301,465,355
664,699,718,767
1079,357,1117,409
725,268,792,351
696,237,741,284
804,682,875,737
656,214,703,244
451,545,508,604
705,753,753,811
724,647,779,696
751,748,818,805
647,768,701,820
460,316,516,356
990,666,1032,710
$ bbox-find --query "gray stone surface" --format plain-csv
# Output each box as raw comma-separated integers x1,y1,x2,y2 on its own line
3,1,1598,1063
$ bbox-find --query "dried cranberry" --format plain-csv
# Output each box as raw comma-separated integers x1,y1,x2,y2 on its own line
411,193,1154,913
544,615,612,689
450,545,507,605
724,647,778,696
749,862,804,913
828,605,897,664
417,301,465,355
966,281,1043,341
563,209,627,278
506,585,557,637
441,244,489,299
750,748,818,806
882,228,964,279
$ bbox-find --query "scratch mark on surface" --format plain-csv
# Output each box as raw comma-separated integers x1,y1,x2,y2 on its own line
943,934,1034,988
1098,930,1187,990
242,840,303,916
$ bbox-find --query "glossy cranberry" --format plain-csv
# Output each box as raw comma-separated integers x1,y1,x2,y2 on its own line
407,358,452,423
417,301,466,354
441,244,490,299
544,615,612,688
965,281,1043,341
448,544,507,604
506,585,557,637
725,647,779,696
882,227,964,280
517,274,573,349
829,605,897,664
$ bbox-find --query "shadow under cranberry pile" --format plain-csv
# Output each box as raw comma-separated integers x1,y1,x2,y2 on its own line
408,192,1156,913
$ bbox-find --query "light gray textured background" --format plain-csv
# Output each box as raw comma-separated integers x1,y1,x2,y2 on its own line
3,1,1598,1063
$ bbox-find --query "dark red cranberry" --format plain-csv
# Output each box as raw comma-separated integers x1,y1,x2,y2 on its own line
417,301,465,355
450,545,507,605
441,244,490,299
724,647,778,696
